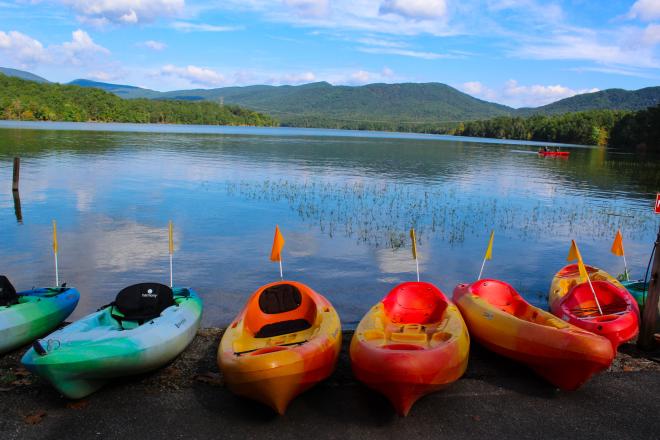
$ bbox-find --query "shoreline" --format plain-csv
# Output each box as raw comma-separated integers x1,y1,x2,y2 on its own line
1,328,659,438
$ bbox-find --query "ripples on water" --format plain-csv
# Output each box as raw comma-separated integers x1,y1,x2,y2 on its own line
0,122,658,327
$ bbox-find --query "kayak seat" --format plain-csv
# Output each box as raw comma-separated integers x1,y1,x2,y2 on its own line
245,283,318,339
110,283,175,326
259,284,302,314
0,275,18,307
254,319,312,338
383,282,447,324
564,281,628,318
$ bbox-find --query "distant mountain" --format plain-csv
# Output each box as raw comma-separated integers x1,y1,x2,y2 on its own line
518,87,660,116
0,67,49,83
155,82,514,125
6,66,660,128
67,79,162,99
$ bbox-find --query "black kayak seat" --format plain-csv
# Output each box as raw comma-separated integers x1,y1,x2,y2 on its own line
259,284,302,314
0,275,18,307
254,319,312,338
111,283,175,325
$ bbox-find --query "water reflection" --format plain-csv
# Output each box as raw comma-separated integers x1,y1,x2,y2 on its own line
0,124,658,327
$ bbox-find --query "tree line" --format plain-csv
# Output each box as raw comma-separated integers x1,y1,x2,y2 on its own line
0,74,277,126
451,107,660,150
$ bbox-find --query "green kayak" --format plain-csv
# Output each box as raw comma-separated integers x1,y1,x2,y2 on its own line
1,276,80,355
22,283,202,398
622,280,659,329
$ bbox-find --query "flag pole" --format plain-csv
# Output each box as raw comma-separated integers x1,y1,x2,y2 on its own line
279,258,283,280
410,228,420,282
478,258,487,281
52,220,59,287
478,230,495,280
622,253,629,281
586,274,603,315
571,240,603,315
168,220,174,288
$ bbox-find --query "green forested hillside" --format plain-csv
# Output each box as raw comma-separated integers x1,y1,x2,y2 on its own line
158,81,514,126
518,88,660,116
0,74,277,126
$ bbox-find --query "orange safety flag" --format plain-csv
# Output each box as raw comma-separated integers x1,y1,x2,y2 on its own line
567,240,589,283
410,228,418,260
611,229,625,257
52,220,58,254
484,230,494,261
270,225,285,262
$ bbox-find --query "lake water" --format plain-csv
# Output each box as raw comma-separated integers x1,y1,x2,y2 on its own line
1,121,659,327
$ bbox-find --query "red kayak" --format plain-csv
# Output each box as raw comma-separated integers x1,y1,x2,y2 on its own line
350,282,469,416
454,280,614,390
550,264,639,350
538,151,570,157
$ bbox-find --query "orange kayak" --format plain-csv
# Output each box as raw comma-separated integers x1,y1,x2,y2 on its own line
453,279,614,390
218,281,341,414
350,282,469,416
549,264,639,350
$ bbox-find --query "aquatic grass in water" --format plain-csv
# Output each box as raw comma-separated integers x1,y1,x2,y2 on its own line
226,179,654,248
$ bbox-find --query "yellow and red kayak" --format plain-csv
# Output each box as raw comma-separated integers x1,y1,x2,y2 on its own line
549,264,639,350
453,279,614,390
350,282,469,416
218,281,341,414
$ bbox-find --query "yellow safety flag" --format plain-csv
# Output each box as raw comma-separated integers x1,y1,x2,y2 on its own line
611,229,624,257
567,240,589,283
52,220,58,254
484,230,494,260
270,225,285,262
410,228,418,260
169,220,174,255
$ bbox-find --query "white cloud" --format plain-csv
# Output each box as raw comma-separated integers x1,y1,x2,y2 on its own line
628,0,660,22
516,32,660,69
642,23,660,46
0,30,48,67
273,71,316,84
140,40,167,51
221,0,457,36
461,79,599,107
60,29,109,64
379,0,447,20
160,64,226,86
59,0,185,25
284,0,329,17
171,21,243,32
358,46,448,59
461,81,498,101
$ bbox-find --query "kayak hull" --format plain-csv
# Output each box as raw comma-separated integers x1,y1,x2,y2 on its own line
0,287,79,355
218,281,341,415
538,151,570,157
351,282,469,416
454,280,614,390
21,288,202,399
550,264,639,349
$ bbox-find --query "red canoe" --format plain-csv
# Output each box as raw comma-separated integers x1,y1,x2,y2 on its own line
550,264,639,350
350,282,469,416
538,151,570,157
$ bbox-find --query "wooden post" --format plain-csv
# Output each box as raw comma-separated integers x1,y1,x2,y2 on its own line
12,190,22,223
638,224,660,350
12,157,20,191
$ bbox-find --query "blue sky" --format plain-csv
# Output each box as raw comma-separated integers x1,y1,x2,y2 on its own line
1,0,659,107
